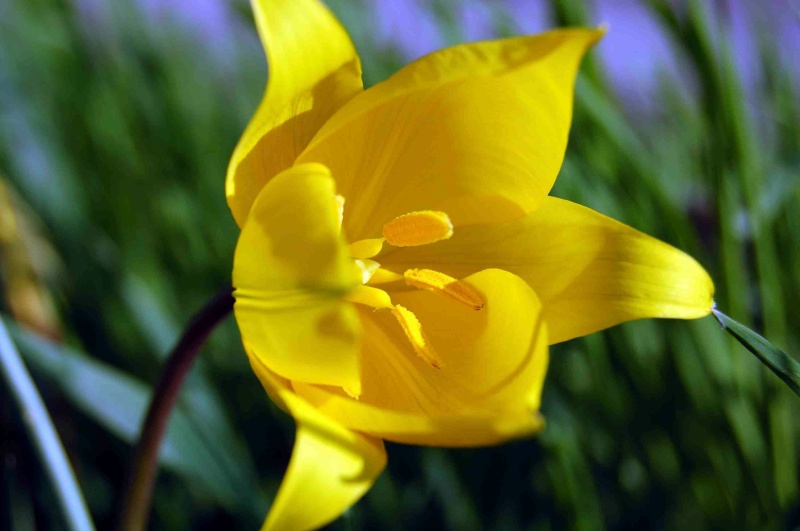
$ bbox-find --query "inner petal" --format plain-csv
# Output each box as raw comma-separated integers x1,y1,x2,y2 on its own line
233,163,362,394
295,30,603,241
343,284,443,370
294,269,549,431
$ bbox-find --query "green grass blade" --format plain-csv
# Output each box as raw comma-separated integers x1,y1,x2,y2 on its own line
713,309,800,397
0,319,95,531
4,318,266,522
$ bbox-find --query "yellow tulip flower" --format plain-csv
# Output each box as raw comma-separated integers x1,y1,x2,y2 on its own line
227,1,714,529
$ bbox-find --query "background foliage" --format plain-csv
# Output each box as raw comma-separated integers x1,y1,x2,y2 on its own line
1,0,798,529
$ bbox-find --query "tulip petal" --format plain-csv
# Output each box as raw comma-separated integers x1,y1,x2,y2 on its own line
233,163,363,393
381,197,715,344
227,0,363,227
293,382,545,447
297,29,603,240
294,269,549,446
248,364,386,531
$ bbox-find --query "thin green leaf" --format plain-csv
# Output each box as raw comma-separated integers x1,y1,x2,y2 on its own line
4,319,266,521
0,319,94,531
713,309,800,397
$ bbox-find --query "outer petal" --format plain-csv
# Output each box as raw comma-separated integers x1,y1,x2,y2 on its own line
233,163,363,393
296,29,604,240
294,269,549,446
226,0,363,227
248,362,386,531
293,383,545,447
381,197,715,344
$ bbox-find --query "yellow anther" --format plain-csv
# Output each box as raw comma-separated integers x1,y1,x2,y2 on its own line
392,305,443,369
382,211,453,247
404,269,485,310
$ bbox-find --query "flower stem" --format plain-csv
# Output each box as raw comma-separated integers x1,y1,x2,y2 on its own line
117,286,234,531
0,317,95,531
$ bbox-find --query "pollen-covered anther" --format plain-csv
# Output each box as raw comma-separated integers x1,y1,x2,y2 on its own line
404,269,485,310
392,305,443,369
382,211,453,247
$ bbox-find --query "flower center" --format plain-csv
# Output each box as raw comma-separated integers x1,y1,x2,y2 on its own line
341,207,486,380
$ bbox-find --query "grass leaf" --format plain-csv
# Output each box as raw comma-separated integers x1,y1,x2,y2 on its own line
4,319,266,522
713,309,800,397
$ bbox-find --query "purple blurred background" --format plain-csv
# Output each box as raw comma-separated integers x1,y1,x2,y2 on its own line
73,0,797,116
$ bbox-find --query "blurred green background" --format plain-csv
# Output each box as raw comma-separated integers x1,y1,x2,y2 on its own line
1,0,799,529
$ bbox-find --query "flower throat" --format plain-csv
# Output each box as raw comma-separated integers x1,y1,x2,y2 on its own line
341,206,486,388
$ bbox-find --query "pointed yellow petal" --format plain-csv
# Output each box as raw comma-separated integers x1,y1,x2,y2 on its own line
226,0,363,227
233,163,363,392
383,197,715,344
297,28,603,240
294,269,549,446
247,362,386,531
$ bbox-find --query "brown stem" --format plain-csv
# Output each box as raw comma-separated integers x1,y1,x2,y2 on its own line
117,285,234,531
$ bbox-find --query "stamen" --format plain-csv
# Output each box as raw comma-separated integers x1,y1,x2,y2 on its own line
382,211,453,247
404,269,485,310
392,305,443,369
